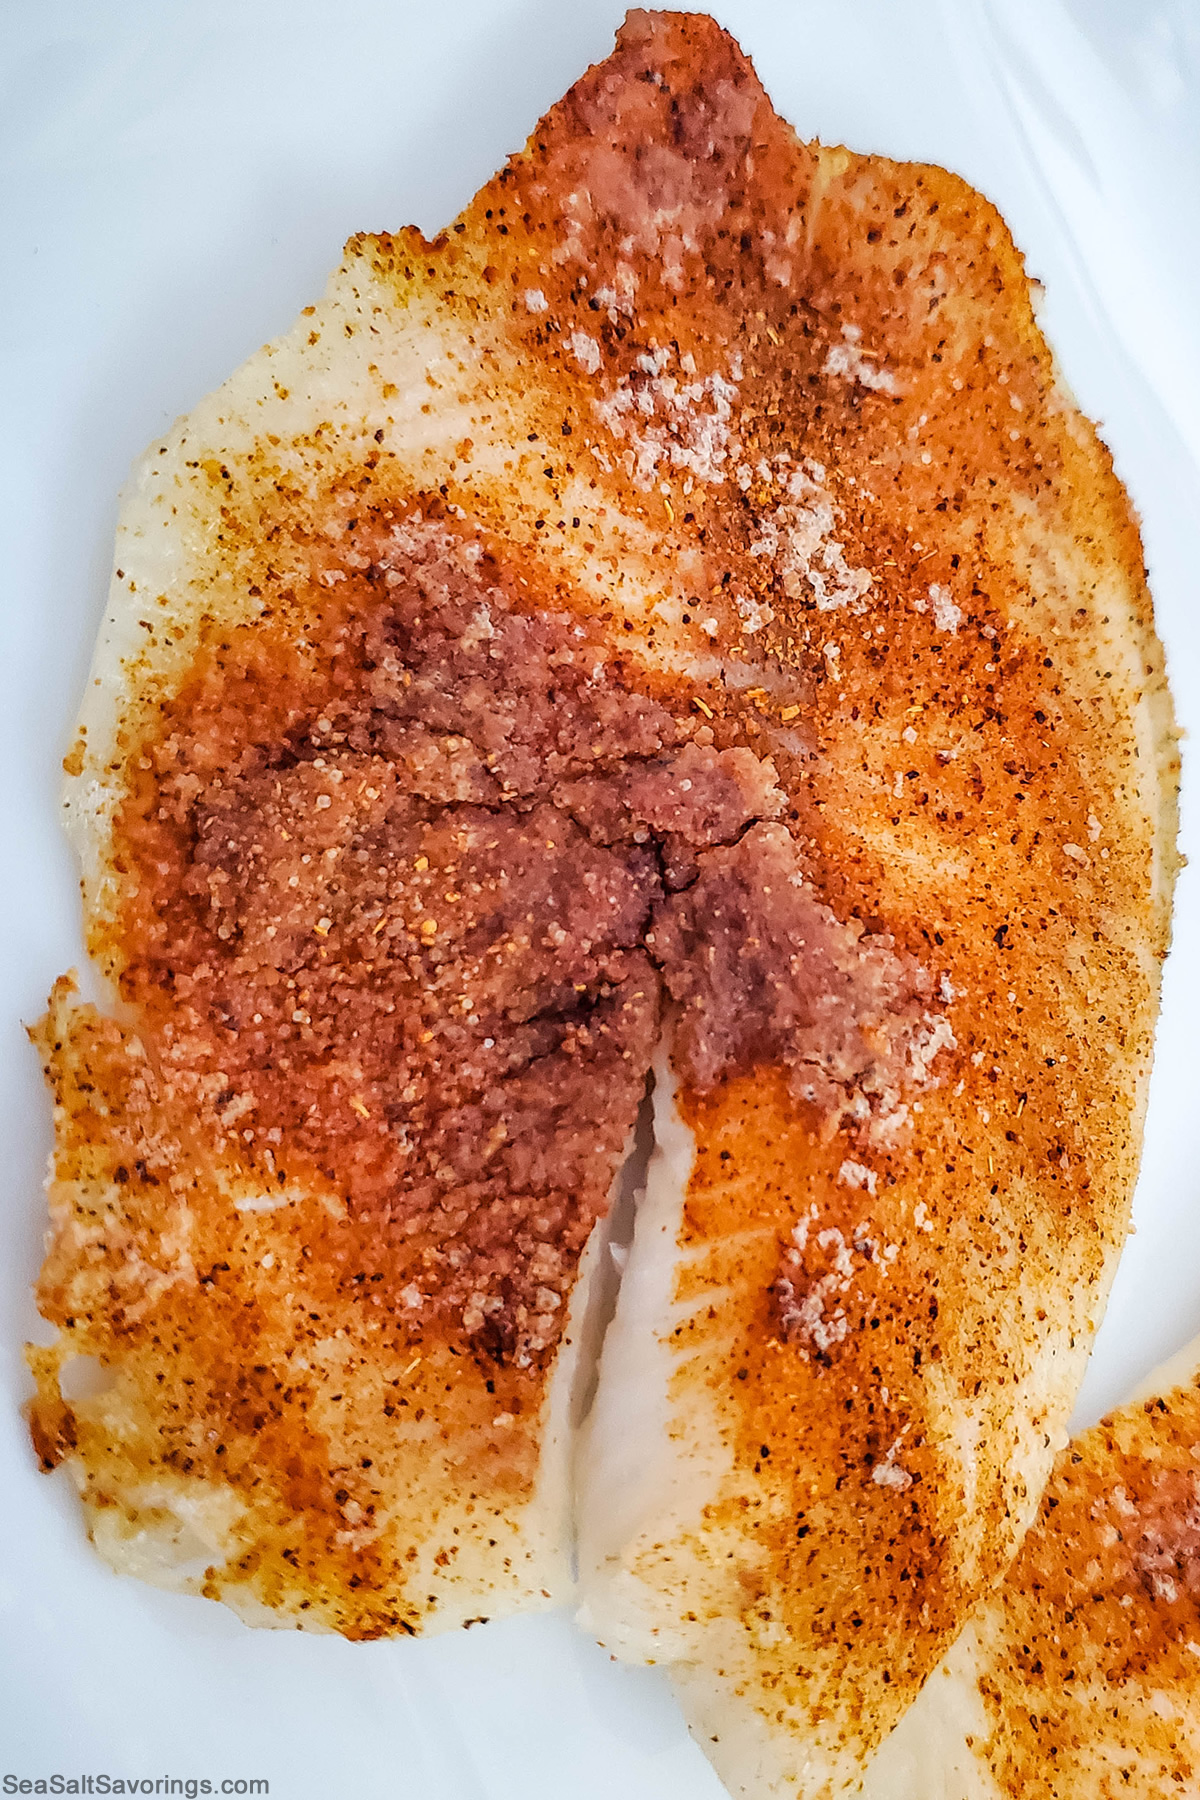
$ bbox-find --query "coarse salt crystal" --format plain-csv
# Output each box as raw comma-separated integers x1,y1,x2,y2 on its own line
568,331,602,375
928,584,962,633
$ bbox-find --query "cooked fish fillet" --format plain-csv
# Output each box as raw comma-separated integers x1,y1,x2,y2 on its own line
859,1337,1200,1800
27,7,1174,1769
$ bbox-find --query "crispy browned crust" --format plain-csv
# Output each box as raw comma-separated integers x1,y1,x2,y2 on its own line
30,5,1176,1738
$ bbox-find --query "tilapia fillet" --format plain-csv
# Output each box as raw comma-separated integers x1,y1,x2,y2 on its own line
860,1339,1200,1800
29,6,1175,1792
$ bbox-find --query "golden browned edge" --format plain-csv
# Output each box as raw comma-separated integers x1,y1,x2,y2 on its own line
28,3,1179,1709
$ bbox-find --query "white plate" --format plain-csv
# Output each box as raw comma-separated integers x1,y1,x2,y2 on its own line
3,4,1198,1794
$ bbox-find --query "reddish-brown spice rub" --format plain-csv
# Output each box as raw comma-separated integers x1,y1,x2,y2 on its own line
109,511,945,1372
651,821,944,1116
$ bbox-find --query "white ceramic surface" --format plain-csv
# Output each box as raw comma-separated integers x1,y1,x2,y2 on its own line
2,4,1198,1793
